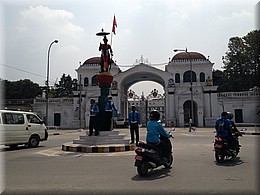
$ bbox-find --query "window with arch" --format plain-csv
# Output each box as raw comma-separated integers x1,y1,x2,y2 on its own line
84,77,89,86
200,72,205,82
91,75,98,86
183,71,196,82
175,73,180,83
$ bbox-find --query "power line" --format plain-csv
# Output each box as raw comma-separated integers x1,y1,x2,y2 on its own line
0,63,57,84
0,63,46,78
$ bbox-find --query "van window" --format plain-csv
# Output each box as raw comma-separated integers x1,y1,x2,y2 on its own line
2,113,25,124
26,114,42,124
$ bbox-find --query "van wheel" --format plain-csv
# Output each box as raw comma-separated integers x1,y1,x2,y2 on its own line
28,136,40,148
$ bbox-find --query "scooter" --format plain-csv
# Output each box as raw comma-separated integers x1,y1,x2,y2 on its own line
134,128,174,176
214,131,242,163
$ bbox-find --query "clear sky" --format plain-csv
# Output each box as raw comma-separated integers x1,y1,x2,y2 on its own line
0,0,259,96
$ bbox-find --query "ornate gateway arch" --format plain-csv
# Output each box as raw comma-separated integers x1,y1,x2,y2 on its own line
112,63,174,125
32,52,260,129
76,51,219,128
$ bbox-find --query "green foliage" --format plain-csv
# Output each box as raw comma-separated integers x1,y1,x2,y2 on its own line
215,30,260,92
51,74,78,98
4,79,41,99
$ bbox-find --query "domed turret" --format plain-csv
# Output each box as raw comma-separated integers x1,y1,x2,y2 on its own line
172,52,207,62
82,57,115,65
82,57,101,65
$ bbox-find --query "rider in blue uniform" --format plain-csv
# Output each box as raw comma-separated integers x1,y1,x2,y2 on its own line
146,110,170,162
215,111,232,145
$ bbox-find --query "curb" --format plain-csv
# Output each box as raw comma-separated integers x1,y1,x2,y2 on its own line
61,143,135,153
240,132,260,135
212,130,260,136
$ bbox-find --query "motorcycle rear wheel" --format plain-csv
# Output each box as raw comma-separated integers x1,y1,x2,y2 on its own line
215,151,224,163
137,161,149,176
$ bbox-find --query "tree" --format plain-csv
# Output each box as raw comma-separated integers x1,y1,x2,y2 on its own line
220,30,260,91
51,74,77,97
4,79,42,99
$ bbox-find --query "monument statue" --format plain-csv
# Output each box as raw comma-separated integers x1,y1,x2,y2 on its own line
95,29,114,131
96,29,113,72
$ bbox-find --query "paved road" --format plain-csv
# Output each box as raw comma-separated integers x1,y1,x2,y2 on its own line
1,128,259,195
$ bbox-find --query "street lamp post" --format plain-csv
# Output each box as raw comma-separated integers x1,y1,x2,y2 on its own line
174,48,193,132
45,40,58,126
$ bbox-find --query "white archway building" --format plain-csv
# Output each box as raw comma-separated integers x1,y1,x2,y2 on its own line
32,51,259,128
76,51,219,127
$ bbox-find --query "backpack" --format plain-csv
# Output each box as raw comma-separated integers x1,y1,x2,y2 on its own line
217,119,228,136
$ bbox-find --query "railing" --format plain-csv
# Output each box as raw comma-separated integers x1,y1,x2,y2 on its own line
34,98,74,103
218,91,260,98
5,99,34,104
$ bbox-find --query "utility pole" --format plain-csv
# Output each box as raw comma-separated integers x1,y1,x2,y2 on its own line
79,74,82,129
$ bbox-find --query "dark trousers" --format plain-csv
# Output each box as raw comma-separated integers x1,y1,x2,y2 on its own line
159,140,170,158
130,123,139,143
104,111,113,131
89,116,98,135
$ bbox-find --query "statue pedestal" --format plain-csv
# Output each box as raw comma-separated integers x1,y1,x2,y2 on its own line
73,131,130,145
96,72,114,131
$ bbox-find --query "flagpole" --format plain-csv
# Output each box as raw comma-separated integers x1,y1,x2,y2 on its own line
110,31,113,47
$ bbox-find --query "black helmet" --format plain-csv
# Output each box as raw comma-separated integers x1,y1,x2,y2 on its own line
150,110,160,121
227,112,234,119
221,111,228,118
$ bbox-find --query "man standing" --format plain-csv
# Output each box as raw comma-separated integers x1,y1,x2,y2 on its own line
128,106,141,144
89,99,99,136
104,96,117,131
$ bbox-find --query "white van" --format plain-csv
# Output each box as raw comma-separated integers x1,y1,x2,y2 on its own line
0,110,48,148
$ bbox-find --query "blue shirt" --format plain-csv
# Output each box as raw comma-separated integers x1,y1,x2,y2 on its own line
128,111,141,125
215,118,232,137
90,103,99,116
105,100,117,112
146,120,170,143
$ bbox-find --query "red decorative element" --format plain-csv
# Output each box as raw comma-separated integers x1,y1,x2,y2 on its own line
112,15,117,35
97,73,113,86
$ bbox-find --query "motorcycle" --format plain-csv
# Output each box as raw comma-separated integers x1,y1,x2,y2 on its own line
214,131,242,163
134,128,174,176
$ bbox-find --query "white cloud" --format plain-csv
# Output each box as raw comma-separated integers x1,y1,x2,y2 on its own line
5,5,85,85
16,5,83,40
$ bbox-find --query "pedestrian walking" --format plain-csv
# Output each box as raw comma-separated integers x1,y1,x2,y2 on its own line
128,106,141,145
89,99,99,136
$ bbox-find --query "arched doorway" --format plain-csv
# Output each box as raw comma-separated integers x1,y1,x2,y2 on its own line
183,100,198,126
113,63,173,126
128,82,165,126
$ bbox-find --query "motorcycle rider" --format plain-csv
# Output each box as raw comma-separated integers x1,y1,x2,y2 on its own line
227,112,242,149
146,110,170,163
215,111,233,147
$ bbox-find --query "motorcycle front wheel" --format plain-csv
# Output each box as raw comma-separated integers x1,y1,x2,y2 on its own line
137,161,149,176
164,154,173,168
215,151,224,163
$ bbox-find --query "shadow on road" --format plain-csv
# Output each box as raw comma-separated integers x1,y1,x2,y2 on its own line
1,145,45,152
215,157,244,167
132,167,173,181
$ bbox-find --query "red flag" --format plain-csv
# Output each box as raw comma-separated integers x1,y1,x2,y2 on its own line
112,15,117,34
